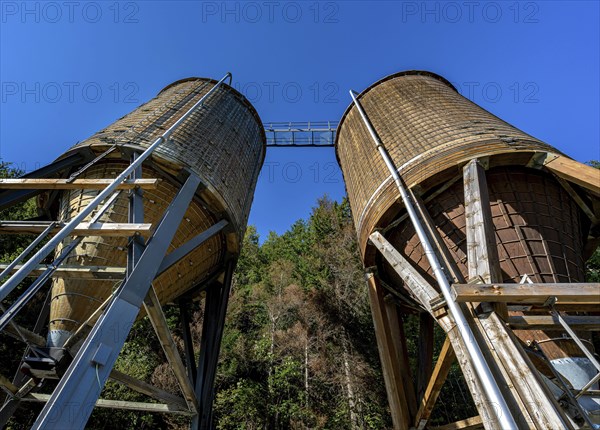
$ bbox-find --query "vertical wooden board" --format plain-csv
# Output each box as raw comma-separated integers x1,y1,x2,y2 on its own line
385,298,418,419
463,159,508,319
366,273,411,429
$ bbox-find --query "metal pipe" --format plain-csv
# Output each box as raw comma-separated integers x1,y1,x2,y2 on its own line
0,72,232,303
349,90,519,430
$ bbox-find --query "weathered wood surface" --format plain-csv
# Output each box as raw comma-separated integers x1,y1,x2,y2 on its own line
0,221,152,236
544,154,600,195
430,415,484,430
23,393,193,415
414,337,455,430
0,178,159,190
0,264,125,280
452,283,600,304
508,315,600,330
143,287,198,413
369,231,439,311
366,272,411,429
463,159,507,319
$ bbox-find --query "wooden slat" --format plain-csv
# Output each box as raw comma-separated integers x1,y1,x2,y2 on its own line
452,283,600,304
544,154,600,196
0,178,159,190
23,393,193,415
0,264,125,280
0,221,151,237
414,337,456,430
430,415,484,430
508,315,600,330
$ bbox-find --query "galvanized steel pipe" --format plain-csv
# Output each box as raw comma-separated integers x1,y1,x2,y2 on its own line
349,89,519,430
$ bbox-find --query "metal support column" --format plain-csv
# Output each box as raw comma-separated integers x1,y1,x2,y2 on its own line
31,173,201,429
179,299,198,385
192,259,236,430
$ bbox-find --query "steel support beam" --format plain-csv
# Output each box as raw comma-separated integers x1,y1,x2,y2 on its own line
31,173,200,429
192,260,236,430
179,299,198,385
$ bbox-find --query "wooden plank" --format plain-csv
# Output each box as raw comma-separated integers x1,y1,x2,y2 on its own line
430,415,484,430
23,393,193,415
414,337,456,430
553,175,599,224
0,264,125,280
143,287,199,413
109,370,189,410
0,374,18,395
544,154,600,196
0,178,160,190
0,221,152,237
463,159,507,319
366,272,411,429
369,231,440,312
384,297,417,419
452,283,600,304
508,315,600,330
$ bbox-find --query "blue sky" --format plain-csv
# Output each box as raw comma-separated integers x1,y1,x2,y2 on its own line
1,1,598,239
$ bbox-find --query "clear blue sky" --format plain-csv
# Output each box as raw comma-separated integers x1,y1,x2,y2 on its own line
1,1,598,240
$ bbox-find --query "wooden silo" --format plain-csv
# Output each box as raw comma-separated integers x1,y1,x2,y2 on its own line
336,71,599,429
46,77,266,347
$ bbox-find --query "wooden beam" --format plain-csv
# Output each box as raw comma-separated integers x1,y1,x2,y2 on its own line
4,323,46,346
429,415,484,430
452,283,600,304
544,154,600,196
413,337,456,430
463,159,507,319
366,272,411,429
143,287,199,413
109,370,189,410
0,374,18,395
23,393,193,415
384,296,417,419
508,315,600,330
553,175,599,224
0,178,160,190
0,264,125,280
0,221,152,237
369,231,440,312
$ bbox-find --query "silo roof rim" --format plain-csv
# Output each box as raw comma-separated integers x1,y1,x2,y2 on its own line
159,77,267,159
334,70,457,154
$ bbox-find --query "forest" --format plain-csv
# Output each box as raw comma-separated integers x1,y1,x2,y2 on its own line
1,161,599,429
